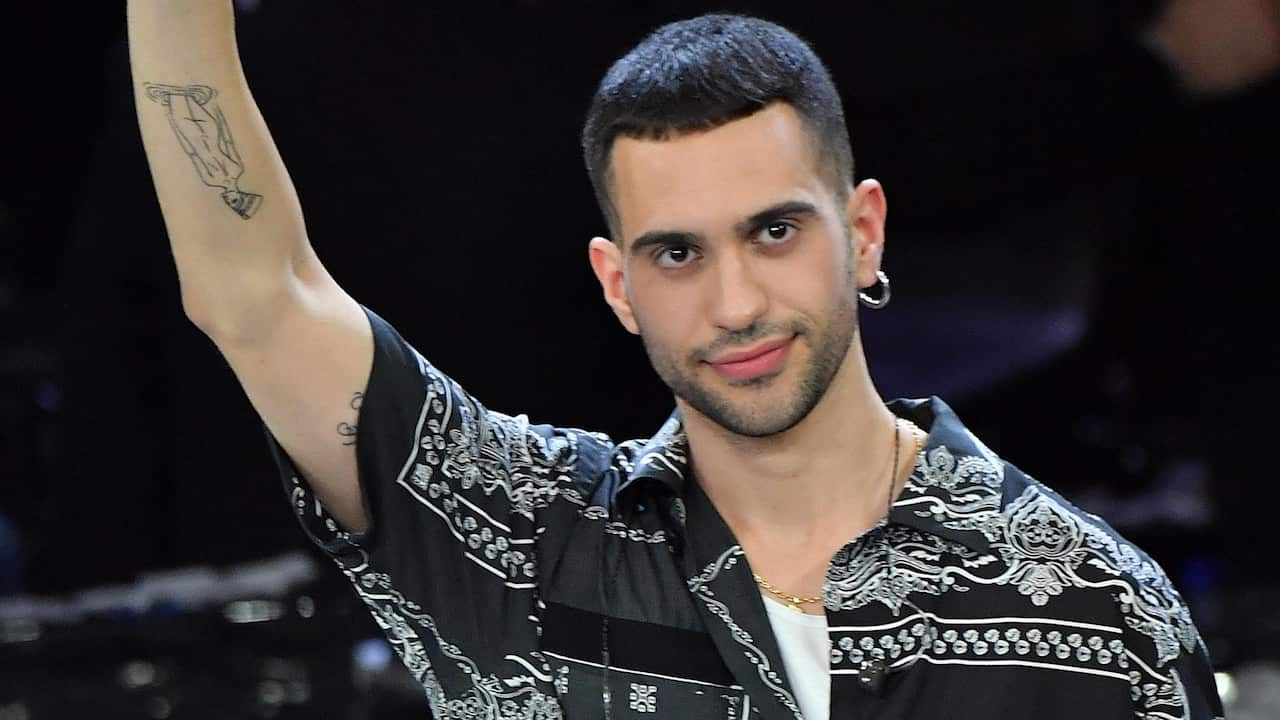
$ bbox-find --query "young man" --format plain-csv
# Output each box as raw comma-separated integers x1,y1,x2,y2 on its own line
128,4,1222,718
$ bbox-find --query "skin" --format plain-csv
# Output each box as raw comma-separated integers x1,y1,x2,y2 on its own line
588,103,919,612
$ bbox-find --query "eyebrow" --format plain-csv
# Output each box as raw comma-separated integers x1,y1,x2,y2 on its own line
629,229,702,258
627,200,819,258
734,200,819,237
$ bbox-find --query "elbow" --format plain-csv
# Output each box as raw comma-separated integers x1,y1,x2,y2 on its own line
179,274,297,346
180,286,221,335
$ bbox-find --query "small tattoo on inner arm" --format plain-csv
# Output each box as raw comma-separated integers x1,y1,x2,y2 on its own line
337,421,358,447
142,82,263,219
337,392,363,447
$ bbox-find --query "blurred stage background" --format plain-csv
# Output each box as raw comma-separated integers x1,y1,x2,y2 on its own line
1,0,1278,717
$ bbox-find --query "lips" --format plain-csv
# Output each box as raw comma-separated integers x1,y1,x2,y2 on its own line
708,338,792,365
706,336,794,381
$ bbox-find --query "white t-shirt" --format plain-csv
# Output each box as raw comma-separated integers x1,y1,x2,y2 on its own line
762,594,831,720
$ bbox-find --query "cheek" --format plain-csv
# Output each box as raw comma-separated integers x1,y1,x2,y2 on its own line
769,241,848,308
630,281,704,347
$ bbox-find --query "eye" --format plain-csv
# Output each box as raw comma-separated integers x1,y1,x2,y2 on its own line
655,244,701,269
756,222,796,246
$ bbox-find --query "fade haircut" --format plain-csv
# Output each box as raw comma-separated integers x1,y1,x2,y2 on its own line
582,14,855,237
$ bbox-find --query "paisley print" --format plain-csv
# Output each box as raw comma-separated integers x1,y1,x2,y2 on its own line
271,311,1221,719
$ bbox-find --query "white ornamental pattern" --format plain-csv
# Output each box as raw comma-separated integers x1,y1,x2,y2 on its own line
829,619,1131,679
289,352,1216,720
287,355,716,720
351,570,563,720
406,367,583,523
688,547,805,720
629,683,658,713
820,437,1208,719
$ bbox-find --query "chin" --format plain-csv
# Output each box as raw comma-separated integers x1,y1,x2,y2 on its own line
718,407,809,438
693,387,812,438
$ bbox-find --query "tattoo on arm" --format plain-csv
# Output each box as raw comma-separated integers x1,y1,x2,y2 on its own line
336,421,357,446
337,392,363,447
143,82,263,219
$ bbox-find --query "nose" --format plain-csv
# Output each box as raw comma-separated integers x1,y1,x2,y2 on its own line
707,247,768,331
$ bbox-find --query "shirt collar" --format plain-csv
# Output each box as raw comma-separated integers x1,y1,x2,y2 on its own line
613,397,1003,556
616,411,689,501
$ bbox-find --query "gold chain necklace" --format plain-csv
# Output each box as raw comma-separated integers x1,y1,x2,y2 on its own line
753,573,824,610
752,416,925,612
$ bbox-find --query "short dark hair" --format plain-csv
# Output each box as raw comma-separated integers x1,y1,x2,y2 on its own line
582,14,855,236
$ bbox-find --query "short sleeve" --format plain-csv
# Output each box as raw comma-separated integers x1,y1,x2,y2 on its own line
267,306,604,675
1121,565,1225,719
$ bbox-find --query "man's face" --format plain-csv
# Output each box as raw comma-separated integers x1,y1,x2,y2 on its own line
598,103,864,437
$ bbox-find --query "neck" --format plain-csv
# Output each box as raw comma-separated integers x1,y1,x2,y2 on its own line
681,333,901,548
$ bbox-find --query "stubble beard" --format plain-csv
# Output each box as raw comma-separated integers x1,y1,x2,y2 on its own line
639,287,859,438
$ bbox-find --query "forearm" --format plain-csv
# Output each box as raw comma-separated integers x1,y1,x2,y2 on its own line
128,0,322,339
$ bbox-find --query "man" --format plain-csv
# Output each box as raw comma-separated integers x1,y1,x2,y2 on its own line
128,3,1222,718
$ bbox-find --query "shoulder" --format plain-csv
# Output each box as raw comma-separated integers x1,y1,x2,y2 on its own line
994,464,1212,695
989,460,1219,715
906,396,1208,671
907,396,1200,657
999,465,1195,627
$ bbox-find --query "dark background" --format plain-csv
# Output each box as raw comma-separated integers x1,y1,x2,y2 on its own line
2,0,1277,716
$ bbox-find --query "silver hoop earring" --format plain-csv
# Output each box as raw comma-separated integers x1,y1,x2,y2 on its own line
858,270,891,309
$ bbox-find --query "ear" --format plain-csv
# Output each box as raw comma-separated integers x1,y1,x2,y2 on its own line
588,236,641,335
844,179,889,291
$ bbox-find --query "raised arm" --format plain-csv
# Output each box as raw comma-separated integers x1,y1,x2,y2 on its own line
129,0,371,530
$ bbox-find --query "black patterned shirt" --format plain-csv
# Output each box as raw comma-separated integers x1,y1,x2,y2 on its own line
269,308,1223,719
